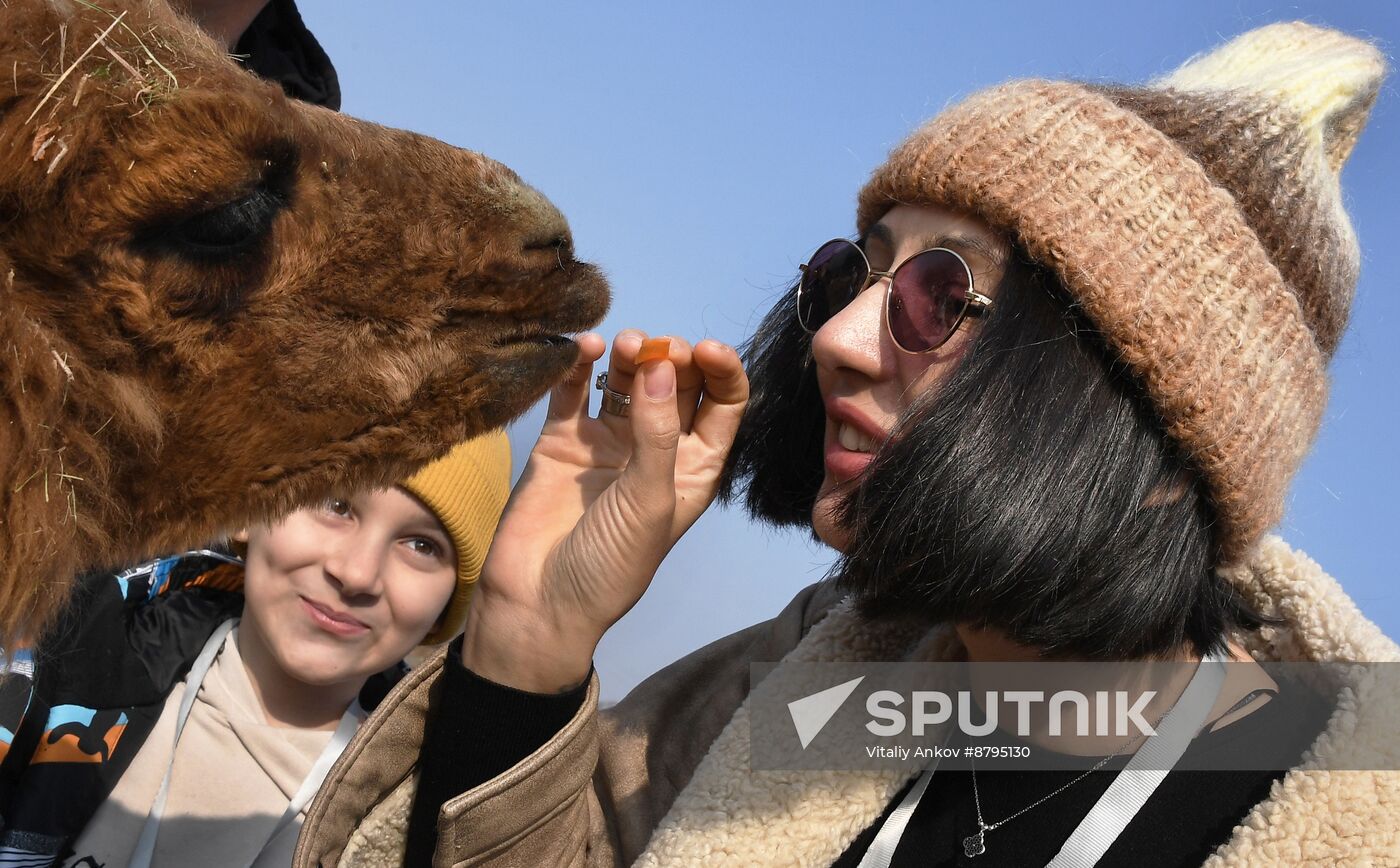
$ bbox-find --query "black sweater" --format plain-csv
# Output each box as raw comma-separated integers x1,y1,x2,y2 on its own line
407,642,1330,867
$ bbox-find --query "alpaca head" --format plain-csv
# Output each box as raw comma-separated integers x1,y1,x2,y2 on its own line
0,0,609,641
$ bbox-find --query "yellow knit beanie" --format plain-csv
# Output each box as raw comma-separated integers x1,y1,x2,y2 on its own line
401,431,512,645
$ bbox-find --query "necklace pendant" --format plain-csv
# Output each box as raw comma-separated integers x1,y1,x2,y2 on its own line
963,830,986,857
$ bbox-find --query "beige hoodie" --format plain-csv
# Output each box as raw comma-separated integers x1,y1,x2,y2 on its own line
294,537,1400,867
70,627,335,867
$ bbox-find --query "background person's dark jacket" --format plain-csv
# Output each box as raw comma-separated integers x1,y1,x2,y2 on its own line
235,0,341,110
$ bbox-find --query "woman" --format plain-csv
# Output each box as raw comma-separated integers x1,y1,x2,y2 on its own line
0,433,509,867
296,21,1397,867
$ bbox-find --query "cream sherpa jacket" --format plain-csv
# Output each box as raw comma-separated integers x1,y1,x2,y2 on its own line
293,537,1400,867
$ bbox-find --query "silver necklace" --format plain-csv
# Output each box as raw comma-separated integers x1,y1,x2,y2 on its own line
962,732,1143,858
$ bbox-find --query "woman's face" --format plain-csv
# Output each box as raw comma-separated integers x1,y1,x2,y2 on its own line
811,204,1009,550
239,487,456,690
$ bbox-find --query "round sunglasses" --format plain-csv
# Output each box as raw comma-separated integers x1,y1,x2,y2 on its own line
797,238,992,353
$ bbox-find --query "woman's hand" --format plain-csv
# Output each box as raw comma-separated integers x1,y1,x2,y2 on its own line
462,331,749,693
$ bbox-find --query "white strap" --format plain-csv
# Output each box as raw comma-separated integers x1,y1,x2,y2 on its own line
130,618,363,868
856,728,953,868
254,698,365,863
1046,651,1226,867
130,618,235,868
856,651,1228,868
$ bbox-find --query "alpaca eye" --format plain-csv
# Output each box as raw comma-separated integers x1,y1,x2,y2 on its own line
156,185,285,259
134,148,295,264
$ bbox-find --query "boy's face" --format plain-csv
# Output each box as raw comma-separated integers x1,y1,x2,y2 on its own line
240,487,457,689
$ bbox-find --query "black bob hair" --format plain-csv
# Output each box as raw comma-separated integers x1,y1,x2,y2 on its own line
719,247,1271,661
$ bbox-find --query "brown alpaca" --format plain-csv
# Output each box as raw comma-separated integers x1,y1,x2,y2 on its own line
0,0,609,644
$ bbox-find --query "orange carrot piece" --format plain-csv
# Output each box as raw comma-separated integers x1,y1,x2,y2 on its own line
634,337,672,365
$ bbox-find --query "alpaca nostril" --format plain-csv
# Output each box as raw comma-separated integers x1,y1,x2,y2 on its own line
522,234,573,258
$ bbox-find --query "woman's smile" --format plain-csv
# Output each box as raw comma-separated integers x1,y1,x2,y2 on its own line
823,398,889,482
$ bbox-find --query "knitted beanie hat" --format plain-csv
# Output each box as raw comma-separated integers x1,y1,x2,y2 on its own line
401,430,512,645
856,22,1385,565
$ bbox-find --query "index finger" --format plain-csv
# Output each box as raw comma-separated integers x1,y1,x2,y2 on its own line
545,333,606,423
688,339,749,451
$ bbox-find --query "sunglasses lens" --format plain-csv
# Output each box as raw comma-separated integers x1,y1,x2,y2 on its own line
799,240,867,333
888,249,972,352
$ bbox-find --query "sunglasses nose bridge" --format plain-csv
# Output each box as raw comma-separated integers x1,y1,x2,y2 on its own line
865,268,894,290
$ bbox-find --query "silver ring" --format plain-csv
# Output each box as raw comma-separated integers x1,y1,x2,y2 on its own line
594,372,631,417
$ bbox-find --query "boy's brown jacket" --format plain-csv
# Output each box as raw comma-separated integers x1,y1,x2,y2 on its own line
294,536,1400,867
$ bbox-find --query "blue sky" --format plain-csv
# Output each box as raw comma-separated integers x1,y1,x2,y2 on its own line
300,0,1399,698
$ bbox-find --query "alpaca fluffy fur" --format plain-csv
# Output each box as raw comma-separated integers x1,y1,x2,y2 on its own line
0,0,609,643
